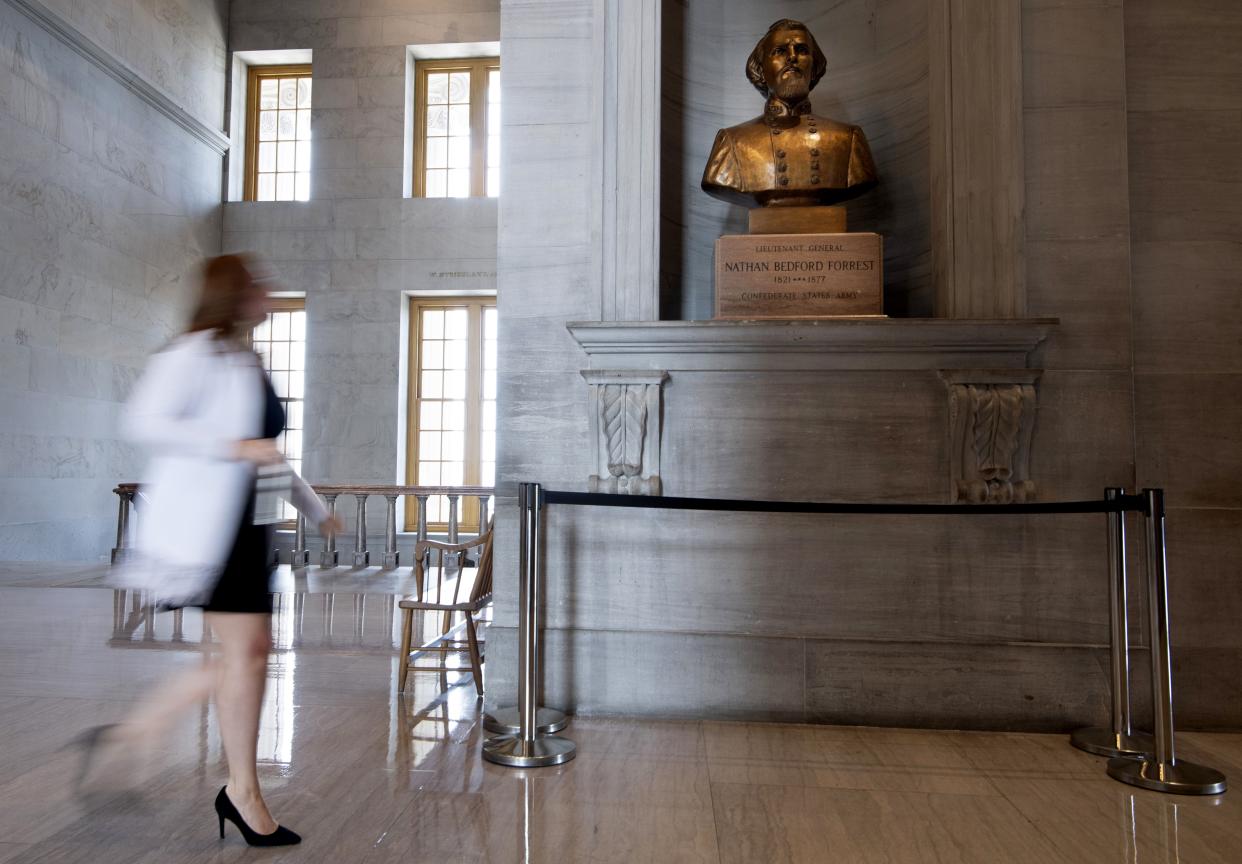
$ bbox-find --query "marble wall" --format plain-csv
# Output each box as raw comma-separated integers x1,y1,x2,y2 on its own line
0,0,227,560
223,0,500,522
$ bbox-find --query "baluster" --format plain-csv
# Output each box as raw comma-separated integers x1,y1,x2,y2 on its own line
111,488,134,564
416,495,429,543
448,494,460,544
291,514,309,568
383,494,400,568
353,493,370,567
172,608,184,642
321,493,339,567
478,495,491,533
112,590,126,638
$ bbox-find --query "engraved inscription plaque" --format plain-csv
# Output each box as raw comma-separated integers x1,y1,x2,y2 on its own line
714,232,883,319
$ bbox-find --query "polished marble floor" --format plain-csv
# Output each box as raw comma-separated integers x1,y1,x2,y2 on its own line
0,563,1239,863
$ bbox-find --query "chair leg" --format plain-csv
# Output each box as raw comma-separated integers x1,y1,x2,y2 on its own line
464,612,484,697
398,608,412,691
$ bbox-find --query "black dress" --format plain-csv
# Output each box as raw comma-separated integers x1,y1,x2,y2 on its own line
201,373,286,615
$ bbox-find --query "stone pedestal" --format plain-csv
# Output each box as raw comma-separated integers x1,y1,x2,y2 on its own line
715,232,884,319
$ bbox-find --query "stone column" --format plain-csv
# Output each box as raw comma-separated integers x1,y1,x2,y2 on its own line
930,0,1026,318
600,0,661,322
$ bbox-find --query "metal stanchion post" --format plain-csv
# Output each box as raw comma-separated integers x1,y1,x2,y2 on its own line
1107,488,1226,795
483,483,576,767
1072,487,1154,757
484,485,569,736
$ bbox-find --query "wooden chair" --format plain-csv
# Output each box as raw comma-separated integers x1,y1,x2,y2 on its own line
397,520,494,695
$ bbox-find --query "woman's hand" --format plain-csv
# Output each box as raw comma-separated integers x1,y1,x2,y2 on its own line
234,438,283,466
319,514,345,538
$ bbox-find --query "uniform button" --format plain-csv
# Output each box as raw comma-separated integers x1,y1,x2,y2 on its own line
811,176,820,185
811,162,820,170
810,148,820,156
779,176,789,186
777,163,787,173
776,149,786,158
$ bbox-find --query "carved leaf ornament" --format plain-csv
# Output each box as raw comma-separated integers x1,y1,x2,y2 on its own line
969,384,1022,482
602,384,647,478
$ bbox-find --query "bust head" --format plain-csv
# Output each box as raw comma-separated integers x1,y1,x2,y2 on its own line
746,19,827,105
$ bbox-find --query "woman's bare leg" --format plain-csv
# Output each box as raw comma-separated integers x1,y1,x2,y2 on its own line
206,612,278,835
118,659,217,741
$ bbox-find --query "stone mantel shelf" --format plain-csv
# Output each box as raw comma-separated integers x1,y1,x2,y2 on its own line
567,319,1057,372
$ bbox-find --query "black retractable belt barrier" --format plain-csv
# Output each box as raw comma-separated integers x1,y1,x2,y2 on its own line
482,484,1227,795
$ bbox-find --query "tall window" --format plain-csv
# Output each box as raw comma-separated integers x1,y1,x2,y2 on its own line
245,65,312,201
406,299,497,531
413,58,500,198
252,299,307,518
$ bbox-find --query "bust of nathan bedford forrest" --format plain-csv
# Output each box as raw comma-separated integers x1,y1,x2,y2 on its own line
702,19,878,209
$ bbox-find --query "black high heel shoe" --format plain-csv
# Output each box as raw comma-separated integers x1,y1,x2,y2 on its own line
214,786,301,846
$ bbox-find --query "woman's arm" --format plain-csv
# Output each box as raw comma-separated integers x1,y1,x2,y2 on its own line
287,467,331,528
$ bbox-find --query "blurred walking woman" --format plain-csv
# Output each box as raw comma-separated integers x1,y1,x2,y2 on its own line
89,255,338,846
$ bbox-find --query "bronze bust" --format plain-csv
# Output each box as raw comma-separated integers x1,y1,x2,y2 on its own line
702,19,878,208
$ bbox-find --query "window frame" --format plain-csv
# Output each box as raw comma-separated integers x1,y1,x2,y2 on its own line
243,63,313,202
404,296,497,533
411,57,499,198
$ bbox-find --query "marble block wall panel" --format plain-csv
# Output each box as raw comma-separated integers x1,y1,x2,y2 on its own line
523,505,1112,646
661,0,931,319
0,1,225,560
805,641,1112,732
661,371,946,501
483,625,808,723
1133,374,1242,510
1172,648,1242,730
1022,0,1131,372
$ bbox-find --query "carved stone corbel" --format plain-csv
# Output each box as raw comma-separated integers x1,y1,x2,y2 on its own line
581,370,668,495
940,370,1040,504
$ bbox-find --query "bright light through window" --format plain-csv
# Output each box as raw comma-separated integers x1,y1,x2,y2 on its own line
416,58,499,199
252,300,306,519
247,65,312,202
407,299,497,531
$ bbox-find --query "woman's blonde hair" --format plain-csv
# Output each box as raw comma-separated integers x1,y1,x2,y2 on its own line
185,254,258,341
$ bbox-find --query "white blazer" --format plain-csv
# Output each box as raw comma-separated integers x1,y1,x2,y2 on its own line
118,331,327,605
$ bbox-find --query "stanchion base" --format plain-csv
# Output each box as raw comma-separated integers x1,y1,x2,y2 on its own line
1107,757,1228,795
1071,727,1155,758
482,734,576,768
483,706,569,735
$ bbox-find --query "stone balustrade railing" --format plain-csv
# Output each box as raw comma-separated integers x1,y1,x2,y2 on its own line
111,483,494,569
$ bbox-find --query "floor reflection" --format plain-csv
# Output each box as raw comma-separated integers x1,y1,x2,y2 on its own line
106,587,489,772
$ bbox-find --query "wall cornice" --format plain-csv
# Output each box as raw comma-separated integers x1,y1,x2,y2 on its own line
3,0,231,155
567,319,1056,372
